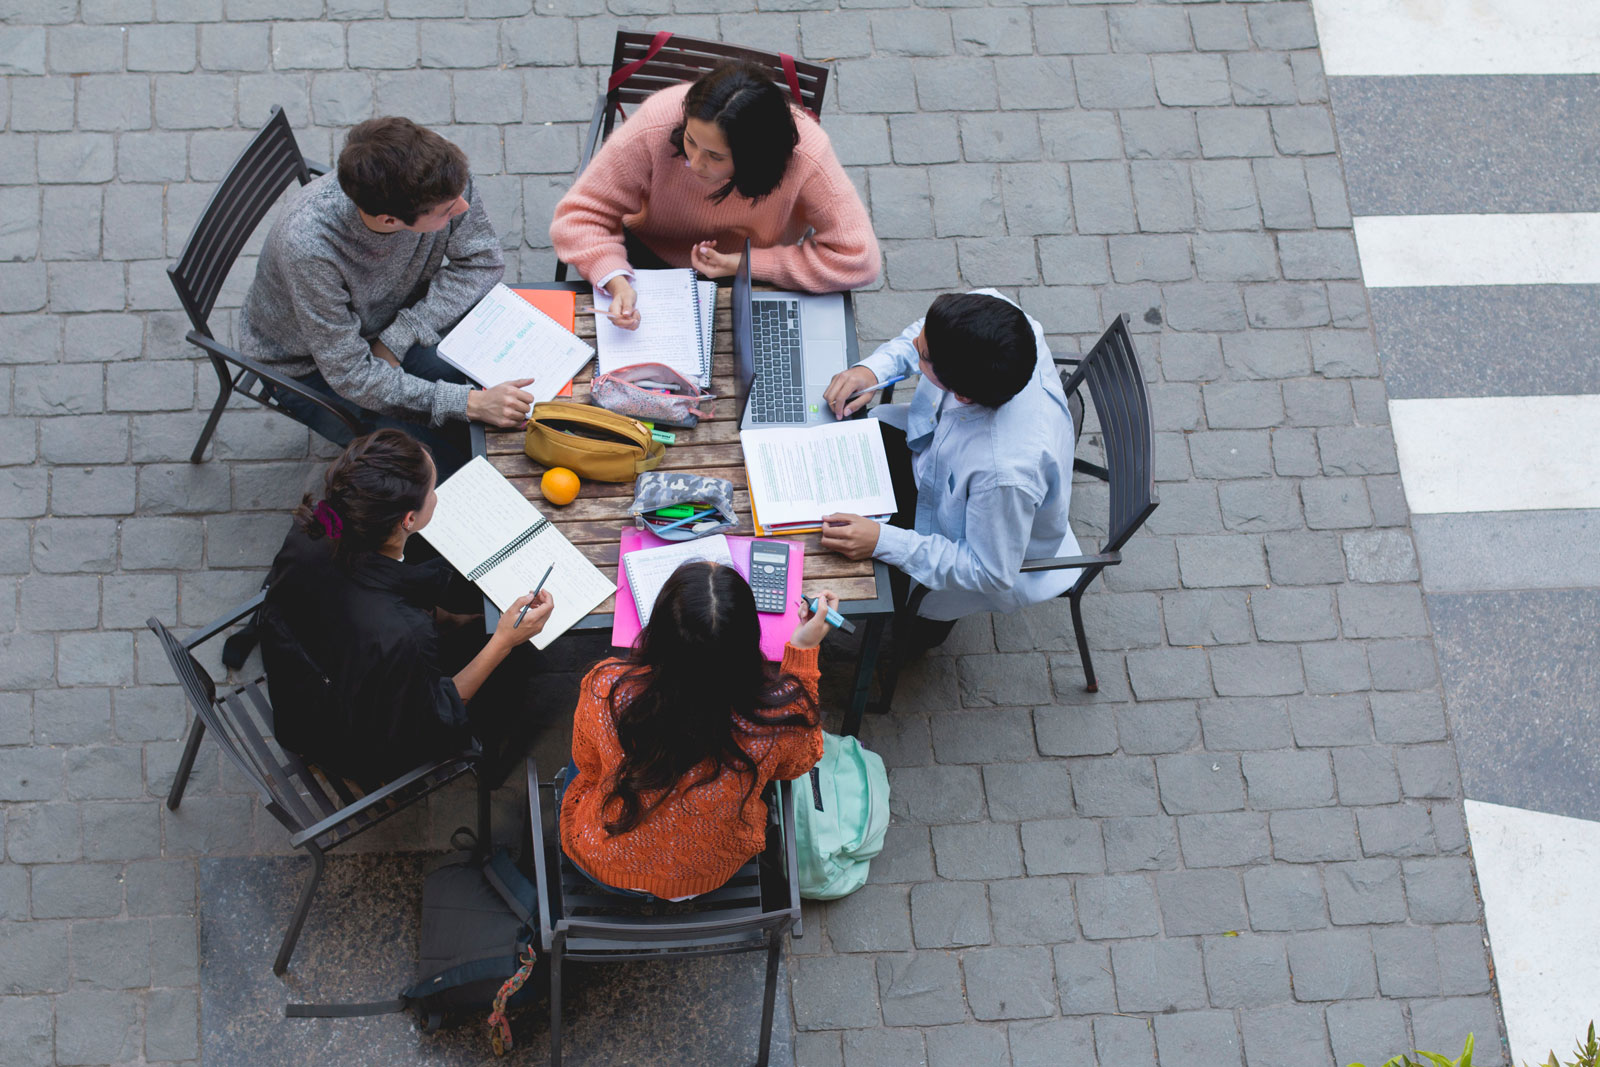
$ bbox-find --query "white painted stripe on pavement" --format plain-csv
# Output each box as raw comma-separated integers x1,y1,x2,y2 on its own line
1466,799,1600,1063
1313,0,1600,76
1390,395,1600,514
1354,214,1600,288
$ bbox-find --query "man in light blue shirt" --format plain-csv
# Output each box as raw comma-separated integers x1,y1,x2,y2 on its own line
820,290,1079,645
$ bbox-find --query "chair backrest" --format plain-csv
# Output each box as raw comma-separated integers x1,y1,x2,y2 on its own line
544,780,800,962
606,32,829,119
167,106,313,337
146,616,361,842
1064,315,1158,554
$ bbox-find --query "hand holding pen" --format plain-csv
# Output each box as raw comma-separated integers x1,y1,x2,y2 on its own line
792,590,848,649
823,367,905,419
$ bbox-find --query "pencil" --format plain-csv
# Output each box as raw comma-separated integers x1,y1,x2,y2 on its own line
514,563,555,628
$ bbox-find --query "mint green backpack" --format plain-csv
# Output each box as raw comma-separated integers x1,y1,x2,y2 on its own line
792,732,890,900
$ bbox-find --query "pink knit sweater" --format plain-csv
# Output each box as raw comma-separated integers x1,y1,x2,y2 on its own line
548,82,880,293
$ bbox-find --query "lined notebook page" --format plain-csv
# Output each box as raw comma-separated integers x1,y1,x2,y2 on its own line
420,456,614,649
593,269,708,384
621,535,735,627
438,283,595,401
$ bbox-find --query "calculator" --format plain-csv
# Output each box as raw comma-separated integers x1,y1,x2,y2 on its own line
747,541,791,614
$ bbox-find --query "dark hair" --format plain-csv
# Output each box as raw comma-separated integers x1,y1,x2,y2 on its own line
668,60,800,204
599,562,816,836
337,117,469,224
292,429,434,567
922,293,1038,408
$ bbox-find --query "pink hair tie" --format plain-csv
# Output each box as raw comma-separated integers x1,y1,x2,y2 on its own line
312,500,343,541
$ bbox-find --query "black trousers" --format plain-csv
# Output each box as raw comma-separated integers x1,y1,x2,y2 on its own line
878,424,957,651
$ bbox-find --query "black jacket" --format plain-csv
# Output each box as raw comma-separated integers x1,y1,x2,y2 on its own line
260,529,473,788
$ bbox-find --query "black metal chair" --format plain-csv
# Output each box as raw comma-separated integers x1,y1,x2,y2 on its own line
866,315,1159,721
149,594,491,976
554,31,830,282
525,759,801,1067
167,105,361,463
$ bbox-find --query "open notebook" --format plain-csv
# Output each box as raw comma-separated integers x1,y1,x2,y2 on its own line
593,268,715,387
741,418,897,535
438,283,595,403
419,456,614,649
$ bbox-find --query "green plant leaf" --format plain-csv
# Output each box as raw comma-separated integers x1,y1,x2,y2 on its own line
1461,1032,1475,1067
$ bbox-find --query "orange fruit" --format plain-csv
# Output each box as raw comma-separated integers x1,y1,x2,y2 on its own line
540,467,580,506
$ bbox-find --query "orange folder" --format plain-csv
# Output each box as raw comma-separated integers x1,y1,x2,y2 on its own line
511,288,578,397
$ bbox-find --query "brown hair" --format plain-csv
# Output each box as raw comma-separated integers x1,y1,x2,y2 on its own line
291,430,433,566
337,117,469,224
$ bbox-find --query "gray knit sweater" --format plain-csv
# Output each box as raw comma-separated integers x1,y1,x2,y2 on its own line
237,172,505,426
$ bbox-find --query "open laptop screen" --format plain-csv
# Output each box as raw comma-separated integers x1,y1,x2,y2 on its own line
731,237,755,422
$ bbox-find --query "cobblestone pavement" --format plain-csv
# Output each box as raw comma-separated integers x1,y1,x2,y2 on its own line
0,0,1508,1064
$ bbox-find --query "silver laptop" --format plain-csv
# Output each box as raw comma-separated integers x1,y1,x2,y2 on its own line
733,239,857,428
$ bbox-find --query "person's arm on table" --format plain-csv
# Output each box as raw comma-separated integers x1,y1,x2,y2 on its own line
822,314,925,418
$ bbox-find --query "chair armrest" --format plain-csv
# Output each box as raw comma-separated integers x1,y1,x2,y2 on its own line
1018,551,1121,574
1052,357,1082,366
303,158,329,177
525,758,555,943
185,331,362,436
175,590,267,650
288,754,472,848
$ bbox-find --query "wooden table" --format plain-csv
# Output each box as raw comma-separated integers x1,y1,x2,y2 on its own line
473,281,895,735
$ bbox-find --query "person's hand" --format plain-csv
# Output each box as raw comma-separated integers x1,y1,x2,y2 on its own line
819,513,881,561
467,378,536,428
822,365,880,419
604,277,641,330
370,339,402,368
690,240,742,279
492,589,554,649
791,590,841,649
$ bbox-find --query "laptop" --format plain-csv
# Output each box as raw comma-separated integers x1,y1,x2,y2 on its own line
733,239,859,429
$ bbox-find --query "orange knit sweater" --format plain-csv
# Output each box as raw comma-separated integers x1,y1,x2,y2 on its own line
548,82,880,293
559,644,824,899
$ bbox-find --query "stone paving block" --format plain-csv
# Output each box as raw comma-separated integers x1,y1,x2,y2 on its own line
1204,934,1291,1008
1020,818,1104,877
1326,858,1406,927
1403,857,1479,924
1358,803,1439,859
1339,585,1428,639
868,824,935,887
1054,942,1117,1015
30,861,123,919
1271,808,1359,863
124,858,195,917
792,955,882,1031
71,917,152,988
1433,804,1471,856
1113,939,1206,1013
1372,925,1440,997
1075,874,1161,940
1331,746,1400,806
1243,750,1335,809
1371,691,1448,744
1286,694,1372,749
1126,647,1212,701
1070,757,1161,816
1131,161,1197,233
149,913,199,986
8,800,83,863
1122,110,1200,162
1194,232,1278,283
1095,1014,1157,1066
1273,428,1323,477
1212,644,1305,697
1411,998,1505,1066
1396,744,1461,799
931,822,1023,881
1309,330,1380,378
162,793,253,855
0,918,68,993
990,876,1077,946
1287,929,1376,1001
1157,752,1245,814
1010,1017,1096,1067
1435,924,1492,995
1186,434,1274,482
55,988,142,1064
1244,865,1326,932
827,884,914,953
876,952,967,1028
1241,1004,1332,1067
1157,868,1246,936
1198,697,1293,751
65,744,146,800
1033,705,1117,760
927,1025,1011,1067
144,986,200,1061
1302,641,1372,695
1198,109,1275,158
911,881,991,949
1252,587,1337,642
1153,55,1231,108
957,652,1052,707
844,1026,927,1067
1301,477,1372,530
885,239,960,291
1206,382,1285,432
1326,999,1410,1067
1103,815,1179,871
1115,701,1200,754
963,945,1056,1020
1154,1010,1244,1067
1164,590,1253,646
796,1031,844,1067
1111,234,1193,283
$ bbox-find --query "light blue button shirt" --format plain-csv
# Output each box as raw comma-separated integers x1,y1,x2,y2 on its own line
860,290,1081,621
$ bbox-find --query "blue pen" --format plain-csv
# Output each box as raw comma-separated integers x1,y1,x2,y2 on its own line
652,507,720,534
798,594,857,635
845,374,908,402
514,562,555,629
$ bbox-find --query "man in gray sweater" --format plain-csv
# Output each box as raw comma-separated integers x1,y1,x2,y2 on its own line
239,117,534,474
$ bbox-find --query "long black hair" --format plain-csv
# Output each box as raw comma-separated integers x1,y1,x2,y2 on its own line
669,59,800,204
600,561,816,836
291,429,432,567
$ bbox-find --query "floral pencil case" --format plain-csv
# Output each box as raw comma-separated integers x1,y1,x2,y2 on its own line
591,363,715,430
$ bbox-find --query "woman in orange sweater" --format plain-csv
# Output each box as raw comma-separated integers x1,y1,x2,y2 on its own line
548,59,880,330
559,562,836,899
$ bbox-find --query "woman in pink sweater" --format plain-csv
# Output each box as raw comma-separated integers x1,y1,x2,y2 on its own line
549,60,880,329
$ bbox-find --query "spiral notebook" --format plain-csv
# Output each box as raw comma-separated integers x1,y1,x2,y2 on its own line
438,283,596,402
592,268,715,387
620,535,735,628
419,456,615,650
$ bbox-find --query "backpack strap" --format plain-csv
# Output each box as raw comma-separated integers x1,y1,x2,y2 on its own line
483,849,538,927
780,53,818,120
286,999,407,1019
608,30,675,121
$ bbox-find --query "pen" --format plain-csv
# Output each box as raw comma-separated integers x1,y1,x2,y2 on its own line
652,507,719,534
845,374,907,401
798,594,857,635
514,563,555,628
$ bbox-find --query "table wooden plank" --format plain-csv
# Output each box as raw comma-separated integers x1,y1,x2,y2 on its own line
483,284,882,624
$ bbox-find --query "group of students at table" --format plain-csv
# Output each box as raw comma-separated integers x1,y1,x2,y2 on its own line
242,60,1081,899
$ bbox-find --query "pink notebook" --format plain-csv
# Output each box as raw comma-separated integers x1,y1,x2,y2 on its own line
611,528,804,661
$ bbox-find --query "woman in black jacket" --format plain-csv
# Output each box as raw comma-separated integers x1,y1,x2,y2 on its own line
260,429,553,788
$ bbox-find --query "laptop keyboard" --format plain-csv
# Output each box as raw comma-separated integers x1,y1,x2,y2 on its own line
751,299,805,423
